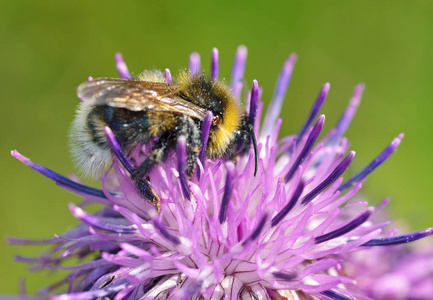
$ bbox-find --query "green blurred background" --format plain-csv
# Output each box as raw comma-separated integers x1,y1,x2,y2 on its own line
1,0,433,294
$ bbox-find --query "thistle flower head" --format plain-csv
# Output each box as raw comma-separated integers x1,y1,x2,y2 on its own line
8,46,433,300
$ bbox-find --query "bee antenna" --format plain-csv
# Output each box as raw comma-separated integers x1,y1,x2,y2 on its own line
250,125,259,176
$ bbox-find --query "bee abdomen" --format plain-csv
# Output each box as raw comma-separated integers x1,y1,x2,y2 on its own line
69,102,113,179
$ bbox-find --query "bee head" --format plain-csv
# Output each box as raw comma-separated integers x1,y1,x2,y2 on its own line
178,71,258,176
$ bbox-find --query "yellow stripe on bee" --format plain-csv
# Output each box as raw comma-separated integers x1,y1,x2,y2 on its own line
209,82,242,157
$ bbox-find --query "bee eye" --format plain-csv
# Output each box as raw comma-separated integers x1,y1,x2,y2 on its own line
212,115,221,126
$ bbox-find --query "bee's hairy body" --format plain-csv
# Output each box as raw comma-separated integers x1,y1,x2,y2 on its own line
70,71,252,185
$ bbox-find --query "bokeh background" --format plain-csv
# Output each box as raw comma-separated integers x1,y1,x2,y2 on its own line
1,0,433,295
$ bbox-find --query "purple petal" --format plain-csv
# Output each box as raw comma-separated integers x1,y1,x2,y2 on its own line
69,204,136,233
176,136,190,200
339,134,403,192
8,236,59,245
40,259,109,271
231,45,247,88
315,208,373,244
210,48,219,79
272,271,297,281
339,229,383,252
329,84,364,144
153,219,181,245
120,243,152,261
302,151,355,205
308,208,340,239
198,111,213,164
262,53,297,137
218,162,235,224
375,197,390,212
232,81,243,100
362,228,433,246
52,279,128,300
320,290,353,300
15,255,63,266
271,179,304,227
300,259,340,277
115,53,131,79
11,150,107,200
164,68,172,83
297,83,330,141
249,79,259,127
104,127,135,174
242,213,268,245
189,52,201,76
285,115,325,182
197,111,213,180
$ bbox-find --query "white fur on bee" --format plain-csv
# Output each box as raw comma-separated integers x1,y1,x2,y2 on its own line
69,100,112,179
137,69,167,83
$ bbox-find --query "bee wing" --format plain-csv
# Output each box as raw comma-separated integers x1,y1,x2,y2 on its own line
77,78,208,120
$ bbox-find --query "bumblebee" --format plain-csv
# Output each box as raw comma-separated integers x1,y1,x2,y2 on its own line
70,70,258,210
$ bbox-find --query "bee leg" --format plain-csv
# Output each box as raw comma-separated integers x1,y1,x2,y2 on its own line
180,117,201,177
135,178,160,212
131,138,171,181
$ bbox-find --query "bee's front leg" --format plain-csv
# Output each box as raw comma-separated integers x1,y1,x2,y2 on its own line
135,178,160,212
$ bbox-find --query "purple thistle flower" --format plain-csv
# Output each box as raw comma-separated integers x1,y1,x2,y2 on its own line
7,47,433,300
